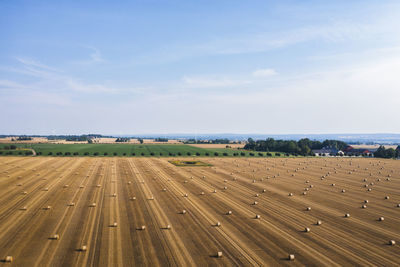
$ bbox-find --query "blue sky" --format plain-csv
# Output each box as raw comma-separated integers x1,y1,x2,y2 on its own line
1,0,400,135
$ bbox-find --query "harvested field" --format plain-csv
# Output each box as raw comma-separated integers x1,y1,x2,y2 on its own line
0,157,399,266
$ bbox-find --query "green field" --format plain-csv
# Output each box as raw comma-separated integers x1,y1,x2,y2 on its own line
0,143,288,157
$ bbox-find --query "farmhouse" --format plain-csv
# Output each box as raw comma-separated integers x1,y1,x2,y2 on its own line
312,148,343,156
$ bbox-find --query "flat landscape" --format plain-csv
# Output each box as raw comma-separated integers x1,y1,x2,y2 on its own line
0,143,278,157
0,156,399,266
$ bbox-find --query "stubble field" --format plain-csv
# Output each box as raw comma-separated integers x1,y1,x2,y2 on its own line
0,157,399,266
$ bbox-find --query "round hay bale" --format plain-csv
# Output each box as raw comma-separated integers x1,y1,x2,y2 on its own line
253,201,258,205
389,240,396,246
4,256,13,262
141,225,146,230
112,222,118,227
367,188,372,191
50,234,60,240
255,214,260,219
200,192,205,195
90,203,96,207
96,184,101,187
341,189,346,193
305,227,310,232
306,207,311,211
262,189,266,193
63,185,69,188
80,245,87,251
20,206,27,211
227,210,232,215
184,193,188,197
217,251,223,258
331,183,335,186
68,202,75,206
182,210,187,214
302,192,307,195
288,254,295,261
345,213,350,218
397,203,400,207
130,197,136,200
317,220,322,225
44,206,51,210
362,205,367,209
385,196,389,200
379,217,384,221
213,189,217,193
162,188,167,192
216,222,221,226
223,186,227,190
289,193,293,196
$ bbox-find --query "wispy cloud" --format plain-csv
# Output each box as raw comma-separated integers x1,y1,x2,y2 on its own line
181,75,250,89
252,68,277,77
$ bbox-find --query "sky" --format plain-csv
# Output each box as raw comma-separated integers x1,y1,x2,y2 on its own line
1,0,400,135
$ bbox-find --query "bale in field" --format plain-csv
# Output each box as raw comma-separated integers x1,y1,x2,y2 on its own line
181,210,187,214
130,197,136,200
379,217,384,221
227,210,232,215
304,227,310,232
389,240,396,246
255,214,260,219
316,220,322,225
385,196,389,200
90,203,96,207
288,254,295,261
79,245,87,251
306,207,311,211
49,234,60,240
345,213,350,218
289,193,293,196
4,256,13,262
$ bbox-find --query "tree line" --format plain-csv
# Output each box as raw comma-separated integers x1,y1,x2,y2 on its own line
244,138,348,156
374,145,400,159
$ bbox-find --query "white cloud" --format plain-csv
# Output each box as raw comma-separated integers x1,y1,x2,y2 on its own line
181,75,250,88
252,68,277,77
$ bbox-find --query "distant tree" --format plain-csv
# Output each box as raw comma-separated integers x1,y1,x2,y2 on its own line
258,152,263,156
113,152,117,156
159,152,163,156
94,152,99,156
18,151,22,155
196,152,200,156
3,146,10,150
177,152,182,156
0,151,3,155
65,152,71,156
266,152,272,156
168,152,173,156
249,152,254,156
240,152,246,156
48,152,53,155
150,152,155,156
275,153,281,156
104,152,108,156
25,150,33,155
223,152,228,156
187,152,191,156
138,139,144,144
141,152,145,156
73,152,79,156
56,152,62,156
233,152,238,156
214,152,219,156
10,145,17,150
84,152,89,156
205,152,209,156
131,152,136,156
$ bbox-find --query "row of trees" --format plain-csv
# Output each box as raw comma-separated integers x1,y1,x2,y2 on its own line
244,138,348,156
374,146,400,158
184,138,239,144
